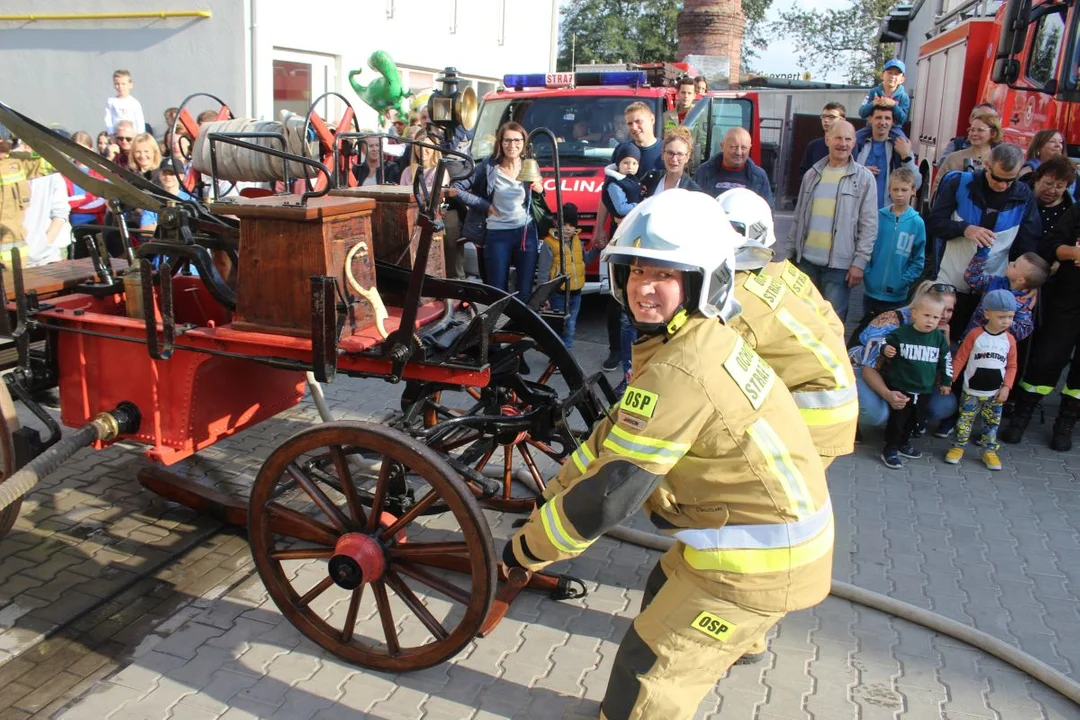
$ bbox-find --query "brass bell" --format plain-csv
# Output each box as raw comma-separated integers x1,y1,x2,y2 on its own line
518,158,542,183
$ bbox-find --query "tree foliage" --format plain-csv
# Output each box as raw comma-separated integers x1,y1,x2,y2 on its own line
770,0,897,85
557,0,773,74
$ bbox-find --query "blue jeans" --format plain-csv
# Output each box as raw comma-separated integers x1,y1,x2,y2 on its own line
855,367,958,428
549,290,582,348
796,259,852,323
620,310,637,374
484,223,538,302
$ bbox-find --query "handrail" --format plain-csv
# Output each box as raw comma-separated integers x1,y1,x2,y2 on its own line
0,11,211,21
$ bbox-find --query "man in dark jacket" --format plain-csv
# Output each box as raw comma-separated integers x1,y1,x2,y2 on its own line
929,143,1041,337
694,127,773,206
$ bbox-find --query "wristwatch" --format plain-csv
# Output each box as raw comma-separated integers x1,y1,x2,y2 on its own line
899,155,912,163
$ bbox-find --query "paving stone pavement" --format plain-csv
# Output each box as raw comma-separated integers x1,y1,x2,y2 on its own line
0,266,1078,716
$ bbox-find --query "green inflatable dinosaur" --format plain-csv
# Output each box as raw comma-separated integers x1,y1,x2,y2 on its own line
348,50,413,126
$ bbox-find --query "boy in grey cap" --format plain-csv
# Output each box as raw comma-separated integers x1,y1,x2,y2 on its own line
946,289,1019,470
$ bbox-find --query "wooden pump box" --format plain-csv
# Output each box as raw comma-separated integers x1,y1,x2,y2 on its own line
330,185,447,278
210,194,378,338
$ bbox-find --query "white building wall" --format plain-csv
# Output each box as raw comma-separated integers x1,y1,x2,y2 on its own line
0,0,248,138
0,0,557,137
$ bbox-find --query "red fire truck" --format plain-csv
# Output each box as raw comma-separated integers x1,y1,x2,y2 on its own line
910,0,1080,197
470,68,761,293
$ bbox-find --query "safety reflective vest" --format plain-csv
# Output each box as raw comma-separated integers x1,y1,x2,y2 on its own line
761,259,845,339
515,315,834,613
731,269,857,458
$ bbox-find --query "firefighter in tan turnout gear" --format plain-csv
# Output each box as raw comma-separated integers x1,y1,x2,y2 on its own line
719,188,858,464
502,190,834,720
0,145,46,264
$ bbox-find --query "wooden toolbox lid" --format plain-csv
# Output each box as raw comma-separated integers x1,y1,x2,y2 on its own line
210,194,375,221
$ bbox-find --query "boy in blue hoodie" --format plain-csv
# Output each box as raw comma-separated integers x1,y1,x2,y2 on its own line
863,167,925,317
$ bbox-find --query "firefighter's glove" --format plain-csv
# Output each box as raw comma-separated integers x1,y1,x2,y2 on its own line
502,539,524,570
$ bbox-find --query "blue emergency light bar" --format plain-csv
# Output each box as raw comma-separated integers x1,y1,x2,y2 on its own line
502,71,648,89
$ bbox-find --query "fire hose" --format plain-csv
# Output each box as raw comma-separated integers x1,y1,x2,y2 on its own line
0,403,141,514
302,378,1080,706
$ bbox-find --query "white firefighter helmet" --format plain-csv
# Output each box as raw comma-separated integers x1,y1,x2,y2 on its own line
601,189,739,332
717,188,776,271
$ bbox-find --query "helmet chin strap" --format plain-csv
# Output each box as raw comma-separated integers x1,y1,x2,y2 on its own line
628,305,693,338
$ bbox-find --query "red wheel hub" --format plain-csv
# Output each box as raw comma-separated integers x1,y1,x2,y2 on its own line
329,533,386,590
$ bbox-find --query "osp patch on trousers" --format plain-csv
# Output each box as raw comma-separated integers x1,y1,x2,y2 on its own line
600,548,785,720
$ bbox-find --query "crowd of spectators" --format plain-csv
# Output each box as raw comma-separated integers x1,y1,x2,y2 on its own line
4,63,1080,458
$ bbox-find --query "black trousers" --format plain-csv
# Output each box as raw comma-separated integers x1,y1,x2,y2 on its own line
1022,301,1080,394
885,391,931,450
607,296,622,352
949,292,981,342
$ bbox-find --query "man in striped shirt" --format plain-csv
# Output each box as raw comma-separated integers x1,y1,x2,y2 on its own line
781,121,878,322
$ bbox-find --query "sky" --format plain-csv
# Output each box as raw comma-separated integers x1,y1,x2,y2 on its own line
751,0,852,82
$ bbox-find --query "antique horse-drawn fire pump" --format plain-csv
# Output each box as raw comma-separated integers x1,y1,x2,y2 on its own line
0,72,615,671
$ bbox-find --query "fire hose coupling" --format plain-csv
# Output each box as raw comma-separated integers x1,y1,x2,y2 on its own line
90,401,142,442
0,401,143,514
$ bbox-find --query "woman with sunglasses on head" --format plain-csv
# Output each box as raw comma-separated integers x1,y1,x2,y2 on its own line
930,110,1001,199
850,281,960,433
454,121,543,302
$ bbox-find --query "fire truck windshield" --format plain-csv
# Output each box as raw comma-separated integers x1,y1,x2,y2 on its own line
471,96,665,165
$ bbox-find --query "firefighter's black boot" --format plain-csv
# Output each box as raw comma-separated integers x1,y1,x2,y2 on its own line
1050,396,1080,452
1000,388,1040,444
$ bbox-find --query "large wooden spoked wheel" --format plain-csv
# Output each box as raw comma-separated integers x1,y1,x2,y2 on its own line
0,380,22,541
248,422,496,671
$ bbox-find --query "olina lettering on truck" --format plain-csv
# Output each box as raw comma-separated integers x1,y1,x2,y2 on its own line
470,66,760,293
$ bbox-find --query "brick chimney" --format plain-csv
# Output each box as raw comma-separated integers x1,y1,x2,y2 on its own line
677,0,745,83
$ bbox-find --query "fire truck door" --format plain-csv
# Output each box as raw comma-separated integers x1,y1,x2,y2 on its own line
683,96,756,168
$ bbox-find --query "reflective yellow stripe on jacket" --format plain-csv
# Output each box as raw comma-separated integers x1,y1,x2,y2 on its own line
570,442,596,474
540,499,592,554
0,168,27,185
678,417,833,574
746,417,814,518
775,307,858,426
680,506,835,573
602,425,690,467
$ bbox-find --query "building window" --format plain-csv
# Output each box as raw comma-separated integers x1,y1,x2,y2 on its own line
273,60,312,118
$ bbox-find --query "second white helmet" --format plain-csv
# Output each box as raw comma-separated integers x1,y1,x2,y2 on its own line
717,188,776,271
